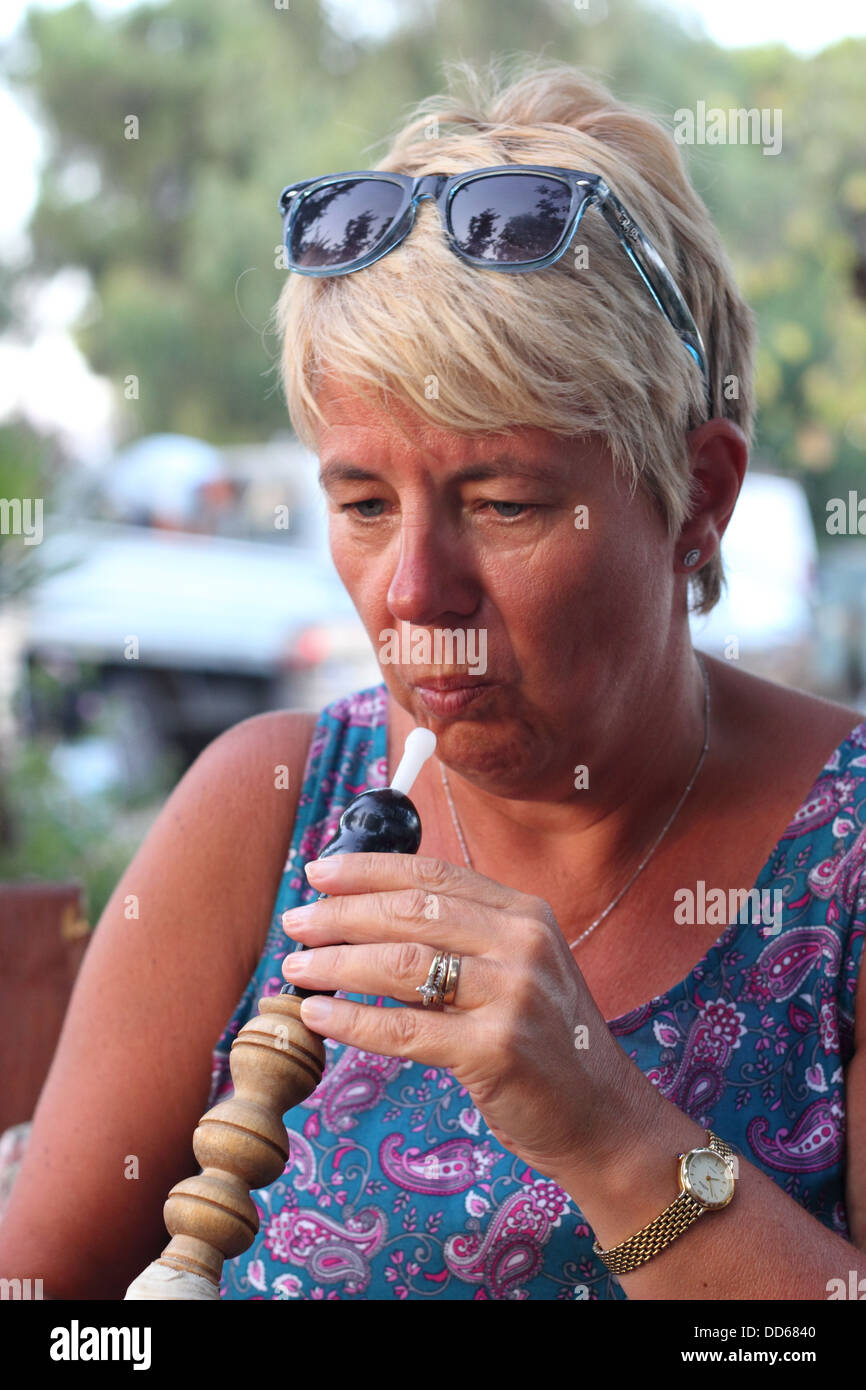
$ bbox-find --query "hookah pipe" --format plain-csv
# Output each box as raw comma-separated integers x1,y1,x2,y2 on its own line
125,726,437,1300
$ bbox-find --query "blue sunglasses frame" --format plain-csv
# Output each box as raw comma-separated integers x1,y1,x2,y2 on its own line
278,165,711,418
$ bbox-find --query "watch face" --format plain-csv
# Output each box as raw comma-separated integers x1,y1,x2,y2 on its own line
681,1148,735,1209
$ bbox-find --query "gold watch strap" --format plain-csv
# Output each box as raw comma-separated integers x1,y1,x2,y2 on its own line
708,1131,736,1164
592,1130,735,1276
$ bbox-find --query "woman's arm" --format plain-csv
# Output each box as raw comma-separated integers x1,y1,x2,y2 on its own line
556,950,866,1298
0,708,316,1300
284,849,866,1302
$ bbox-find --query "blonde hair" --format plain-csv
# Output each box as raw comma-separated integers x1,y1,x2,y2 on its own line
273,53,757,613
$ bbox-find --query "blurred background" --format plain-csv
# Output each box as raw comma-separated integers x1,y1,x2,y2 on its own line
0,0,865,1007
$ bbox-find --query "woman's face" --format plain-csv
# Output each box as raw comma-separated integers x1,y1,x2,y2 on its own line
315,377,684,800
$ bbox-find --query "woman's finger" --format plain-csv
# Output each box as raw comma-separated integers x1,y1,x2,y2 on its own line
297,991,474,1068
282,939,496,1010
284,888,469,946
283,883,502,952
303,851,521,911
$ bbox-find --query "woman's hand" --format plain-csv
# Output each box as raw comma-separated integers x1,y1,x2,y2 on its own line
280,851,641,1191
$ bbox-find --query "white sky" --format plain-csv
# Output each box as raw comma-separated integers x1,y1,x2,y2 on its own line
1,0,864,454
659,0,865,52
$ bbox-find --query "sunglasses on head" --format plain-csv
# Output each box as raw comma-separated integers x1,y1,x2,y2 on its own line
278,164,711,418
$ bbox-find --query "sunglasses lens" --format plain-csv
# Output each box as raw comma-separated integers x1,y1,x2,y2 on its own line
449,174,573,262
289,179,404,268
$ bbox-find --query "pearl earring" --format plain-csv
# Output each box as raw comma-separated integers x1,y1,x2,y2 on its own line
683,549,701,567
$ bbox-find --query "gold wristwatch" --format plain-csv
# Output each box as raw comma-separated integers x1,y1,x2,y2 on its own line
592,1130,737,1276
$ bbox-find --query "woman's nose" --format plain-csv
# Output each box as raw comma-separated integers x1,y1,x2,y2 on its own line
386,521,479,625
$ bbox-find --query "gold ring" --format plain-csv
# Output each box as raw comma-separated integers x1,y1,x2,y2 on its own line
441,953,461,1005
416,949,448,1008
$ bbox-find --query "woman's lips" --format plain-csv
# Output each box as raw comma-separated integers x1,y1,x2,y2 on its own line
409,678,496,715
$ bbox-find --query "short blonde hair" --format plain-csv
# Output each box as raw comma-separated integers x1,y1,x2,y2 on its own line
273,53,757,613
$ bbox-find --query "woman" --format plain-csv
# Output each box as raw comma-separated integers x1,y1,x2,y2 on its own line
1,56,864,1302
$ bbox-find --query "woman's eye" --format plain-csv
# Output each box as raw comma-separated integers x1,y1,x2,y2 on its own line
341,498,385,519
484,500,531,519
338,498,534,521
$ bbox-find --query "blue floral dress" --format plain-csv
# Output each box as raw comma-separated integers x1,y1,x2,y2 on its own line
210,685,866,1299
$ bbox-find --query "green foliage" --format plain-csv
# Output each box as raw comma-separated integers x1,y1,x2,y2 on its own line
1,0,864,493
0,422,53,602
0,738,145,925
0,697,181,923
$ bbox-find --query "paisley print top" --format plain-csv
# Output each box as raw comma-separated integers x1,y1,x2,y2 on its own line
211,684,866,1300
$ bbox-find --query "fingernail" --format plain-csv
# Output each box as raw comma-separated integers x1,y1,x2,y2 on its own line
301,996,332,1023
305,857,337,880
282,904,316,932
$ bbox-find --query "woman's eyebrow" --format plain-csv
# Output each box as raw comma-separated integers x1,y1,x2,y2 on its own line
318,461,380,487
317,457,568,488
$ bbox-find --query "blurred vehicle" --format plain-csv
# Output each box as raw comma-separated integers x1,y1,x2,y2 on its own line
102,434,234,532
813,544,866,710
5,433,382,783
689,469,819,689
19,518,379,777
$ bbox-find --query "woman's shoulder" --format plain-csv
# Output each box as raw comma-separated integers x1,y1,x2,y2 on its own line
209,706,322,763
202,686,389,874
202,682,388,837
704,651,865,773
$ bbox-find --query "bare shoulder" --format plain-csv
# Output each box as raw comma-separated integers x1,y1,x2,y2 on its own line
200,705,320,797
702,651,863,765
214,705,320,760
0,705,320,1298
153,706,321,965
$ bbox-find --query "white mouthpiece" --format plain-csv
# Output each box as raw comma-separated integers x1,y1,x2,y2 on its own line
390,726,437,796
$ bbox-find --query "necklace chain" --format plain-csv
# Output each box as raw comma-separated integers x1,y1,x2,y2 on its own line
438,652,711,951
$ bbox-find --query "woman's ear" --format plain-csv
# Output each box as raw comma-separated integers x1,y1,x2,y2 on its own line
675,417,749,571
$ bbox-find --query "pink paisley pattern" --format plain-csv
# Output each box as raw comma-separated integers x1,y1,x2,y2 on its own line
283,1127,317,1190
303,1046,408,1135
263,1201,389,1294
747,1099,843,1172
742,928,841,1002
211,685,866,1299
443,1181,569,1297
808,825,866,915
379,1136,479,1194
781,780,846,837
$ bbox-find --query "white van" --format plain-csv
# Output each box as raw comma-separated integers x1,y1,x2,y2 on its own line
689,469,818,687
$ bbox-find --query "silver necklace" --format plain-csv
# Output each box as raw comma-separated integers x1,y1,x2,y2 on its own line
438,652,711,951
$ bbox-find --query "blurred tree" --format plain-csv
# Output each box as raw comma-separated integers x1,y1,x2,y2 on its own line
0,418,173,904
0,419,53,848
0,0,863,519
0,420,53,604
5,0,353,441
